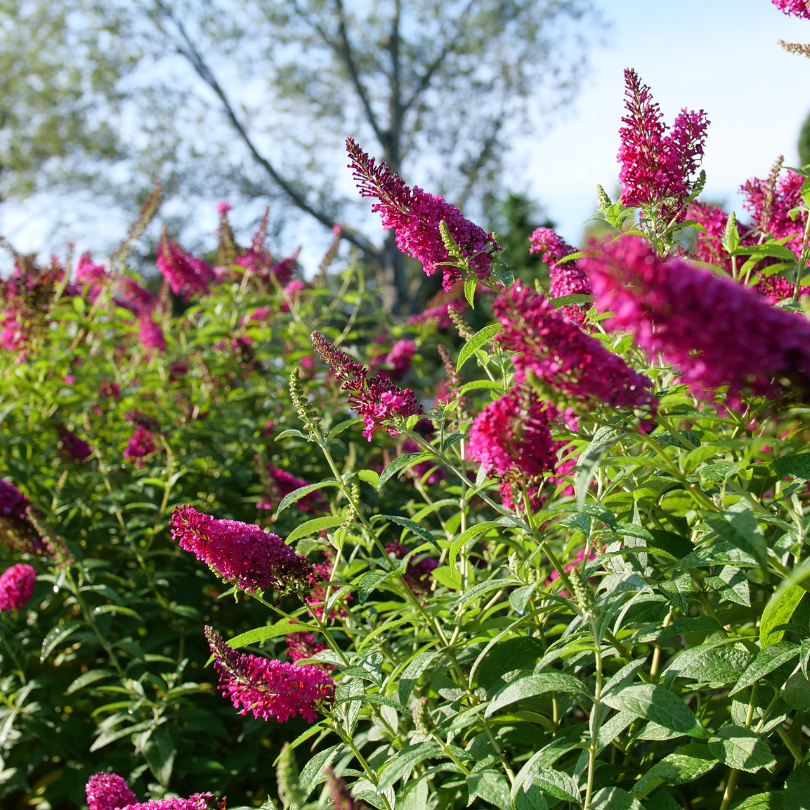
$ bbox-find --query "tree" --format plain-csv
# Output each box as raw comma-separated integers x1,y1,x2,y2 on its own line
800,106,810,168
1,0,600,312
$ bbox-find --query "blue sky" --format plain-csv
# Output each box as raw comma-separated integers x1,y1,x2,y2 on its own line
525,0,810,244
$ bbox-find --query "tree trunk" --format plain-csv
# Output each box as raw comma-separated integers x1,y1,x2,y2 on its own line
381,231,407,315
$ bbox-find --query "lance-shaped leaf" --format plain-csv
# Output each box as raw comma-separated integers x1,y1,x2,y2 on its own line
603,684,704,737
485,671,589,717
708,725,776,773
730,642,800,696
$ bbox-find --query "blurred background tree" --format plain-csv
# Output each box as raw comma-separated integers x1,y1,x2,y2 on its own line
0,0,601,312
800,107,810,167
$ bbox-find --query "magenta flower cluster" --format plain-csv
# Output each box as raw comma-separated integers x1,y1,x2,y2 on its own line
580,235,810,405
311,331,421,440
0,480,30,520
57,426,93,462
85,773,217,810
123,426,158,466
370,339,416,382
741,168,808,256
528,227,591,322
493,284,656,413
170,505,315,597
285,631,328,664
157,234,214,301
618,68,708,222
138,316,167,354
259,466,323,512
773,0,810,19
346,138,500,290
206,627,334,723
0,564,36,611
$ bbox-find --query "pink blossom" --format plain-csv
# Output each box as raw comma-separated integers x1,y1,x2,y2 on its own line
156,233,213,300
687,201,758,273
117,277,156,317
0,480,30,520
741,168,808,256
259,467,323,513
529,227,591,323
493,285,656,413
85,772,137,810
285,631,327,663
370,339,416,381
123,426,158,466
171,505,315,597
217,201,232,216
111,796,216,810
311,331,421,440
138,317,166,354
347,138,500,290
618,69,708,223
581,235,810,406
57,426,93,462
755,274,810,303
0,564,36,611
407,303,456,329
280,279,306,312
773,0,810,19
75,253,108,302
206,626,334,723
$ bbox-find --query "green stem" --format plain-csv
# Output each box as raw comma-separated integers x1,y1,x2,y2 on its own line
583,619,603,810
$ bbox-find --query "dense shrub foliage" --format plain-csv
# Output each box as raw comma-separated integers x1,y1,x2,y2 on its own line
3,10,810,809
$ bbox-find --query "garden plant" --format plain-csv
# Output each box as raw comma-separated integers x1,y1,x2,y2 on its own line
3,2,810,809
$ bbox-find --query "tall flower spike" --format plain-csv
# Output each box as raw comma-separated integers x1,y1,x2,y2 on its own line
529,227,591,323
580,235,810,407
493,284,656,414
85,772,138,810
170,506,315,597
618,68,708,223
346,137,500,290
156,230,214,301
108,795,217,810
206,627,334,724
311,331,421,440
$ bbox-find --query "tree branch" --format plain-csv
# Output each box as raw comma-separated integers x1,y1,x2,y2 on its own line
150,1,380,259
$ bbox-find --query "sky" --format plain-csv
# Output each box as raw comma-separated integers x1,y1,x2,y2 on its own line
525,0,810,245
1,0,809,270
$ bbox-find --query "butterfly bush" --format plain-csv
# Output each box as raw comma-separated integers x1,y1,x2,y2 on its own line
5,23,810,810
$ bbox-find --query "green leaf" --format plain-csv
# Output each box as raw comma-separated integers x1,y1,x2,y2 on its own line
704,502,768,575
590,786,643,810
658,573,692,613
276,481,337,514
65,669,116,695
456,323,502,371
665,645,753,687
549,293,594,308
448,521,499,569
227,620,314,650
706,566,751,607
527,768,580,802
299,744,342,796
603,684,703,736
467,769,511,807
357,469,380,488
398,650,440,705
378,742,442,790
92,605,142,620
431,566,462,590
783,671,810,711
631,744,717,797
509,583,538,615
143,726,176,787
326,418,362,441
285,516,344,544
274,428,308,441
728,794,784,810
90,719,156,752
378,453,432,489
357,571,391,605
730,642,799,696
464,275,477,307
760,584,804,647
458,379,505,395
802,176,810,208
773,452,810,482
477,637,545,691
575,427,619,511
41,620,83,661
708,725,776,773
338,693,408,713
485,671,589,717
450,577,519,609
442,432,466,451
381,514,439,549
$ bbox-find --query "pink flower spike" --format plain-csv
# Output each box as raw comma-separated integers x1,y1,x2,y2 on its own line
123,426,158,466
170,505,315,597
493,284,656,414
111,795,217,810
206,626,334,724
156,233,214,301
346,138,500,290
772,0,810,19
138,316,166,354
580,235,810,407
85,772,137,810
0,564,36,611
529,227,591,323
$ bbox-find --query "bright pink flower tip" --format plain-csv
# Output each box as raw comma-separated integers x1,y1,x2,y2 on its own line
170,506,314,596
123,426,158,466
217,201,232,216
156,234,214,301
206,627,334,723
0,564,36,612
86,772,137,810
